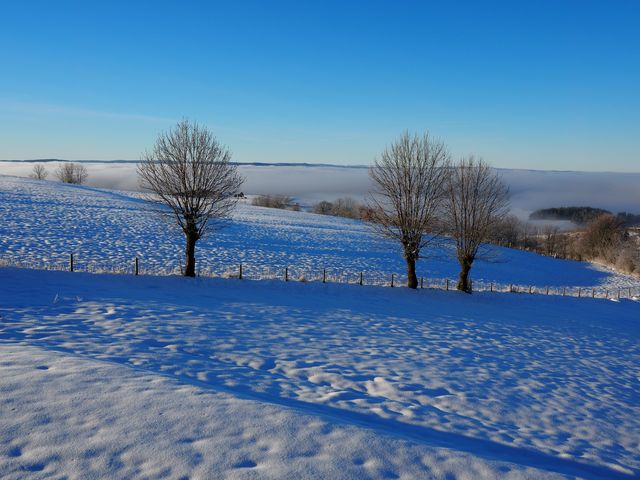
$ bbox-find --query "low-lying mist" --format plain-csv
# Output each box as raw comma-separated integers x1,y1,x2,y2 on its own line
1,161,639,220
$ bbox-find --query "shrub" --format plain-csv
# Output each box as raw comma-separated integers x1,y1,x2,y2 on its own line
251,195,294,209
29,164,48,180
312,197,362,219
56,162,88,185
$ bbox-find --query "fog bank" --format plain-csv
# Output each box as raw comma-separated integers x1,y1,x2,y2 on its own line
2,161,639,219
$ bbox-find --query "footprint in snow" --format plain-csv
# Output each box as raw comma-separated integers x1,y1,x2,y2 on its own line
233,460,257,469
8,446,22,457
23,463,46,472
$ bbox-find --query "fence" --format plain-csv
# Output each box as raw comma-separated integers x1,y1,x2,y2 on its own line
1,254,639,301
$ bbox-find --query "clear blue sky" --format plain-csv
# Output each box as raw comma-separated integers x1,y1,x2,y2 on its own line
0,0,638,171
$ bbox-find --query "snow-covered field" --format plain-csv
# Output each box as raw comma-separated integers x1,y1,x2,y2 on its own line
1,175,639,479
1,268,639,479
1,175,639,293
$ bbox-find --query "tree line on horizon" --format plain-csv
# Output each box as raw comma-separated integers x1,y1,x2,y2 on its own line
530,206,640,227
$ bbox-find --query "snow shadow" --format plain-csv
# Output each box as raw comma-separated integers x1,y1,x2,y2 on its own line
1,268,639,478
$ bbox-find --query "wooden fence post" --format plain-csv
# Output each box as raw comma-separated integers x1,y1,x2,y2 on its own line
135,257,139,276
562,287,566,297
529,286,532,294
285,267,288,282
323,268,326,283
578,288,581,298
618,289,621,300
490,282,493,292
69,253,74,272
592,288,595,298
446,279,449,291
420,277,423,289
546,286,549,295
509,284,513,293
359,272,363,286
391,273,394,288
239,263,243,280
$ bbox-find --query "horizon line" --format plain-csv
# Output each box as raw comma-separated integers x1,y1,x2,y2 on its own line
1,158,640,175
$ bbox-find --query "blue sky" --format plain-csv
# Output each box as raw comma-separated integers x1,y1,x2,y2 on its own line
0,0,638,171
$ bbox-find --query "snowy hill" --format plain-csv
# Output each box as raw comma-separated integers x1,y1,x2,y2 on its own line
1,268,638,479
1,175,639,292
1,175,640,479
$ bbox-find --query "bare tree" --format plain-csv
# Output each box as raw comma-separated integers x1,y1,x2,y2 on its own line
541,225,564,257
138,120,243,277
29,164,48,180
444,157,509,292
579,214,625,262
489,214,523,248
368,132,450,289
56,162,88,184
312,200,334,215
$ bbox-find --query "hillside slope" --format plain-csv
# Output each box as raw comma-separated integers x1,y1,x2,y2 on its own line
1,175,639,291
1,268,639,479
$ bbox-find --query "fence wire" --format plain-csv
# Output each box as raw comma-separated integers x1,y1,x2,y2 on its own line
1,254,638,300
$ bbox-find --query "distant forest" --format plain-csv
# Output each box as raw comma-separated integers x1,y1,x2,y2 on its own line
529,207,640,226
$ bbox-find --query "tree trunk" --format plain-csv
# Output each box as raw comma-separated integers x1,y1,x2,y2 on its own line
405,257,418,289
184,231,197,277
457,258,472,293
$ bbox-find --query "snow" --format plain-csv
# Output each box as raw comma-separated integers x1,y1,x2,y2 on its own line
1,175,639,293
1,174,639,478
1,268,639,479
0,344,568,480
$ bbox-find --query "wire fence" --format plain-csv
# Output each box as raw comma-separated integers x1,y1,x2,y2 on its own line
1,253,639,301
